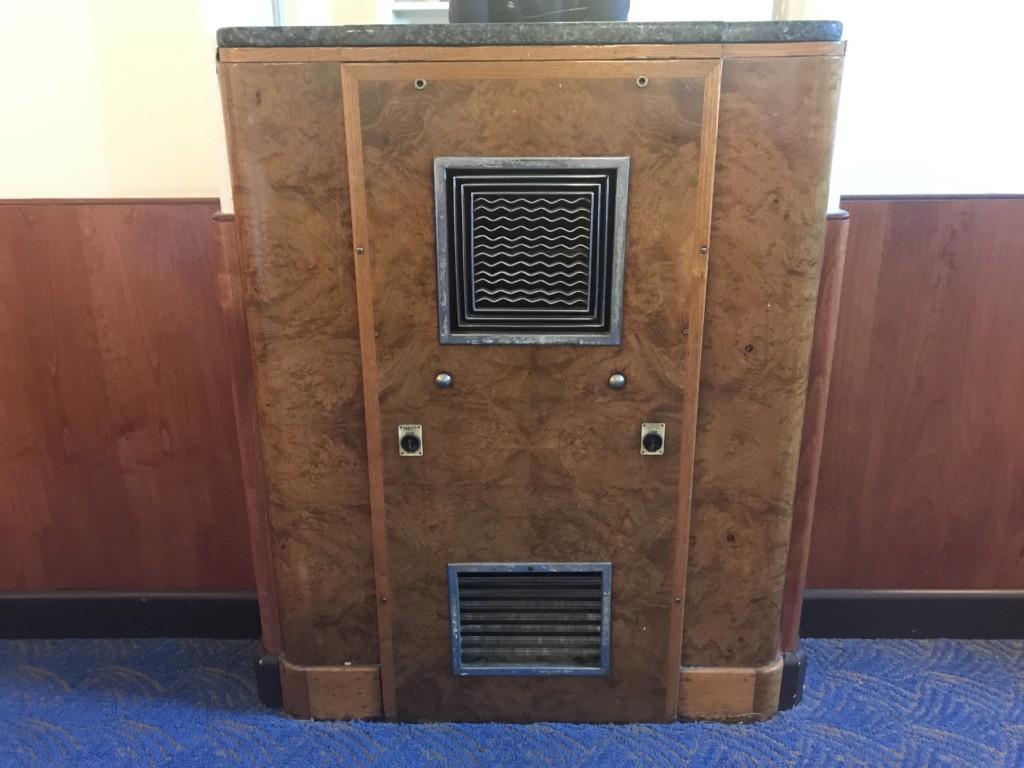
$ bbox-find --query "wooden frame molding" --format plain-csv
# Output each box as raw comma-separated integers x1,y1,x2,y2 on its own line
664,60,722,720
678,656,784,722
280,658,384,720
341,65,398,720
779,211,851,652
219,41,843,65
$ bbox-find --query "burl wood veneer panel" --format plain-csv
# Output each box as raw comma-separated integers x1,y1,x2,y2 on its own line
682,55,842,666
351,60,718,722
220,63,378,664
0,201,253,589
808,198,1024,589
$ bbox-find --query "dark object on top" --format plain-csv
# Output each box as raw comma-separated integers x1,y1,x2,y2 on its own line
449,0,630,23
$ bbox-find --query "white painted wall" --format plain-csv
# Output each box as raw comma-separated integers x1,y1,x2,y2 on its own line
0,0,271,200
1,1,1019,201
780,0,1024,196
629,0,771,21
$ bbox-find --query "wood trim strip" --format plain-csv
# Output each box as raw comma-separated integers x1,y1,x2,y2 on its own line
219,43,723,64
678,655,783,721
663,61,724,721
721,41,846,57
344,58,719,82
211,213,284,654
779,211,851,652
0,198,221,206
218,41,844,65
340,64,398,720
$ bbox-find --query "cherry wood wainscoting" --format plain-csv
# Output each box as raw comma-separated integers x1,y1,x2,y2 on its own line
0,200,255,591
4,192,1022,668
805,196,1024,591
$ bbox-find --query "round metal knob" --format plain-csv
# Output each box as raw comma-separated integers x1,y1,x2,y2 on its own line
608,373,627,390
642,431,664,453
400,434,421,454
435,372,453,389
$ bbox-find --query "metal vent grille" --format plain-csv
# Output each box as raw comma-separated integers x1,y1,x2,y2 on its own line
448,563,612,676
435,158,629,345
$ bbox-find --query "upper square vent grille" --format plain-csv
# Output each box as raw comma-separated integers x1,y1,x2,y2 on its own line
435,157,629,345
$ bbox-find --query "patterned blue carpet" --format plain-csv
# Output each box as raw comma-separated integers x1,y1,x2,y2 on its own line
1,638,1022,766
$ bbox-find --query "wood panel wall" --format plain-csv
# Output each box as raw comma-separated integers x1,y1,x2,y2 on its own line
5,195,1023,597
0,201,255,590
807,197,1024,590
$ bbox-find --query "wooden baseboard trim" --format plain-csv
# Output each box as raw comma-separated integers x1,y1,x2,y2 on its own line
280,657,384,720
677,655,783,722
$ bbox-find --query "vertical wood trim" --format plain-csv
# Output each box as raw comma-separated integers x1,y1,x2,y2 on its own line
211,213,284,653
779,211,851,651
340,64,398,719
664,62,723,720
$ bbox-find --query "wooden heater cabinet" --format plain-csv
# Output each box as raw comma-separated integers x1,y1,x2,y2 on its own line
217,21,844,723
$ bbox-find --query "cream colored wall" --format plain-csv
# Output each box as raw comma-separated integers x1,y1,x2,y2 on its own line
0,1,387,203
8,1,1017,202
779,0,1024,196
0,0,271,200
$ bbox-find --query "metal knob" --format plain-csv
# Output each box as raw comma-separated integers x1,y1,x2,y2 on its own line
400,434,421,454
608,373,627,390
642,431,664,453
435,372,453,389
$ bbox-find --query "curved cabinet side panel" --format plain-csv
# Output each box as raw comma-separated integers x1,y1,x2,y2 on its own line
220,62,378,665
683,54,843,667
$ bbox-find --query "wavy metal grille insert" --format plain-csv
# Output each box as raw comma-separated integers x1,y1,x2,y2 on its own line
435,158,629,345
449,563,612,676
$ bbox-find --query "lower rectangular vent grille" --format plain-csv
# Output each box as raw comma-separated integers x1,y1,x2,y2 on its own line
449,563,612,676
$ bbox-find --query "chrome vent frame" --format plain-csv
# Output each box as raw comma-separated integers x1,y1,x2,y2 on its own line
448,562,612,677
434,157,629,345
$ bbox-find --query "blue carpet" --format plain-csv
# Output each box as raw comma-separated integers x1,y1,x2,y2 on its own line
1,638,1022,766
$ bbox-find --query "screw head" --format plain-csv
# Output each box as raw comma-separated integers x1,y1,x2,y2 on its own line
356,246,365,255
435,372,453,389
608,373,627,390
699,246,708,254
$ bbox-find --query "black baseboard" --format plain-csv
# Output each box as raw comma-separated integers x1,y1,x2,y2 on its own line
801,589,1024,640
778,644,807,711
253,647,283,708
4,588,1021,646
0,590,260,639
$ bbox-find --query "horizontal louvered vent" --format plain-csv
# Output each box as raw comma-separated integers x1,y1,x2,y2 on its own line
435,158,629,345
449,563,612,676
